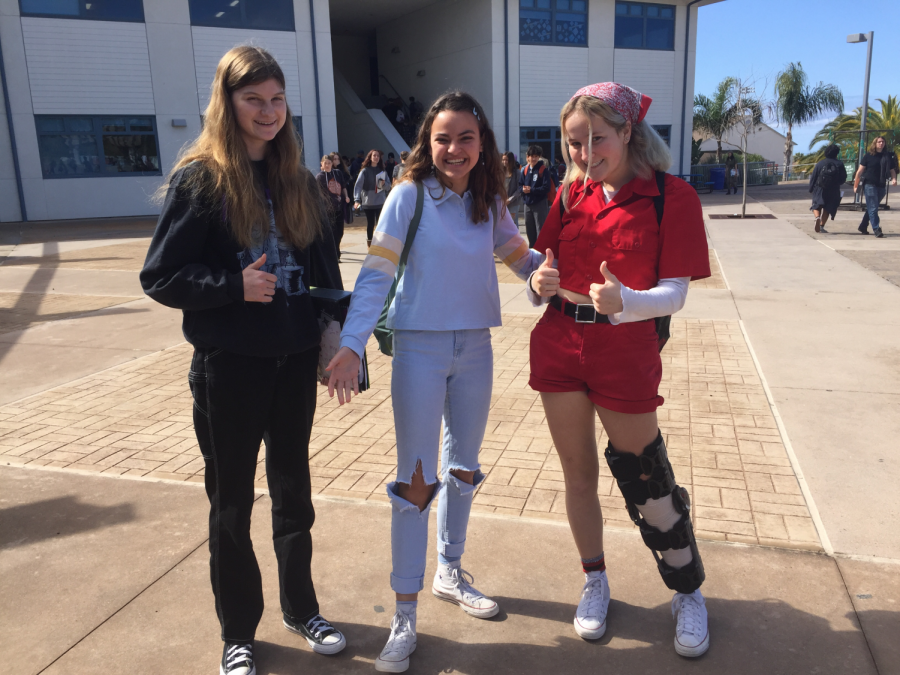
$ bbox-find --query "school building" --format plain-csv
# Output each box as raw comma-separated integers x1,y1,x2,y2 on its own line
0,0,722,222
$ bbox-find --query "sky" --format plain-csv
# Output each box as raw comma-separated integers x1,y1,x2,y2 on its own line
695,0,900,155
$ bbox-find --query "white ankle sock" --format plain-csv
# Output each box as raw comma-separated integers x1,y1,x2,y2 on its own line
637,494,693,569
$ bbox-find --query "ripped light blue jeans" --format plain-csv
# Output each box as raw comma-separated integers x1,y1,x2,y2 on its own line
388,329,492,594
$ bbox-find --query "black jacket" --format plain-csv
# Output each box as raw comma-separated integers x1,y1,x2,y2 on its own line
140,162,342,357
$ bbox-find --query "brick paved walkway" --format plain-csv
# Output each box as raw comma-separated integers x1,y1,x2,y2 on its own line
0,311,820,552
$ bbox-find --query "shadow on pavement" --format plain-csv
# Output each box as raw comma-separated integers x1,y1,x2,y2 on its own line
0,495,136,549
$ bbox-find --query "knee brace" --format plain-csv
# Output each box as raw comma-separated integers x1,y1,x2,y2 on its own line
604,432,705,594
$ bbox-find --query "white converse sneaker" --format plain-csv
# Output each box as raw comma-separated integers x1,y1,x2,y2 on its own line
375,611,417,673
672,589,710,657
574,570,610,639
432,562,499,618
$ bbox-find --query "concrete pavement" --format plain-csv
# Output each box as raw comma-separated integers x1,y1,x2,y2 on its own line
1,184,899,673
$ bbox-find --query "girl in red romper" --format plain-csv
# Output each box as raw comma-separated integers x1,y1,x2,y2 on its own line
528,83,712,657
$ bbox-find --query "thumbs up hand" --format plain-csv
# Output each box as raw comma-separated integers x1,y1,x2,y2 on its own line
589,261,624,314
242,253,278,303
530,248,560,297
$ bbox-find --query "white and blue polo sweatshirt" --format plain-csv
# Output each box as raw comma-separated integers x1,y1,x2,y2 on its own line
340,176,544,358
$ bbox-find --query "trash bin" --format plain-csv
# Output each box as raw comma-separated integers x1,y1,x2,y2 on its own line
709,168,726,191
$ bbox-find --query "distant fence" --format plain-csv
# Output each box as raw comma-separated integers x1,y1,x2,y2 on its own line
689,161,780,187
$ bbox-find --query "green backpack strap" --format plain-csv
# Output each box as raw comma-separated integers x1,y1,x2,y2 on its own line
373,182,425,356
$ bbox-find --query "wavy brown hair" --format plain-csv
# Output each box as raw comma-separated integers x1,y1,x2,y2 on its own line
399,91,506,224
161,45,323,249
502,151,517,178
361,149,385,170
868,136,887,154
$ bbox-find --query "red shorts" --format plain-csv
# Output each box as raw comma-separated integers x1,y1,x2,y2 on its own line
529,305,664,414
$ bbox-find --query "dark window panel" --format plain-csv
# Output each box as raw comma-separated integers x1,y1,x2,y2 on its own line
188,0,295,32
102,134,159,173
36,117,65,132
614,16,644,47
614,2,675,50
20,0,144,21
38,134,101,176
555,12,586,44
652,125,671,147
66,117,93,132
102,118,126,132
646,18,674,49
520,9,552,42
128,118,154,132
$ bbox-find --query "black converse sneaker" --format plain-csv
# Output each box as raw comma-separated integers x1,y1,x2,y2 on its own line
283,613,346,655
220,643,255,675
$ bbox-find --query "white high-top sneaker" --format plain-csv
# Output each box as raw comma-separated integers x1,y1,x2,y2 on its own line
375,610,417,673
574,570,610,639
432,562,499,618
672,589,710,657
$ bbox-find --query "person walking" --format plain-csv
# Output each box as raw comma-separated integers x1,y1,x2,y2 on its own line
408,96,424,125
350,150,365,183
808,144,847,233
393,150,409,181
520,145,552,247
854,136,898,237
503,151,522,226
385,152,397,181
317,154,350,257
527,82,712,658
325,91,543,673
724,152,739,195
140,46,346,675
354,149,392,247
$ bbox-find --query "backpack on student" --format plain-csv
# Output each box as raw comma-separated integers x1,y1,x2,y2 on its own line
557,170,671,351
817,161,841,191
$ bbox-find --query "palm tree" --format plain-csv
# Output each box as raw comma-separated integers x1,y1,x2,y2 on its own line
808,96,900,165
693,78,763,163
773,62,844,179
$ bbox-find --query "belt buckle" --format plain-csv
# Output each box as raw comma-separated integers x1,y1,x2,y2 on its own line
574,304,596,323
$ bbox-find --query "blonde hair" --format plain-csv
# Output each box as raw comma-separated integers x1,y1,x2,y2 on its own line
559,96,671,212
160,45,323,249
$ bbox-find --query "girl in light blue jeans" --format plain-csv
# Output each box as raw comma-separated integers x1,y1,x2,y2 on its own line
326,91,543,673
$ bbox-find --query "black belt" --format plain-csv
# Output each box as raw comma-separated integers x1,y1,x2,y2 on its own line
549,295,611,324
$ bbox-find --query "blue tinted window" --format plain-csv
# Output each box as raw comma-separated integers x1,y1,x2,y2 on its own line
652,124,671,146
189,0,295,31
20,0,144,21
35,115,161,179
615,2,674,50
520,0,587,45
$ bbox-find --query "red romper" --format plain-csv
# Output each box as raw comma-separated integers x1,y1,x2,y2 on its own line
529,173,710,414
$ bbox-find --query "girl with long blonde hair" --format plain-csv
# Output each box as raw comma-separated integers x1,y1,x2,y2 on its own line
141,45,345,675
528,83,712,657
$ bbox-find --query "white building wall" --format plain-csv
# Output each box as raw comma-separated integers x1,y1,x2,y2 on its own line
613,49,676,127
519,46,588,127
376,0,495,123
21,18,155,115
0,61,21,221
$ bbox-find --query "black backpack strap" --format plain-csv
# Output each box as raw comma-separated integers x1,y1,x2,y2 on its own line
653,170,665,227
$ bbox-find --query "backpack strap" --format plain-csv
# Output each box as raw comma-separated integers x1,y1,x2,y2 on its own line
397,182,425,274
653,170,665,227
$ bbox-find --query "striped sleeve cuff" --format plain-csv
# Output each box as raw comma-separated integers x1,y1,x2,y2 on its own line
363,231,403,276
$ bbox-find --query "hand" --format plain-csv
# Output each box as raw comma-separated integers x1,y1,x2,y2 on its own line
242,253,277,303
892,178,897,186
354,201,360,209
589,261,624,315
325,346,361,405
854,181,860,192
523,185,532,194
345,195,351,203
531,249,560,297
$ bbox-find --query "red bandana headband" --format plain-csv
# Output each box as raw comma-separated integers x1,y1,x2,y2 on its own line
571,82,652,124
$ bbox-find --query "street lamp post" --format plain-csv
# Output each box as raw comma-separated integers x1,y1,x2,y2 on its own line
847,32,874,206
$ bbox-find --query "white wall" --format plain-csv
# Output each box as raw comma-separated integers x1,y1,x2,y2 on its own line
0,75,22,221
376,0,495,122
295,0,338,165
519,46,588,127
698,124,791,163
21,17,155,115
613,50,676,127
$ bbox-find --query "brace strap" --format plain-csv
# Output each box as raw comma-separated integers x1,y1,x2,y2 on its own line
656,542,705,594
604,432,675,505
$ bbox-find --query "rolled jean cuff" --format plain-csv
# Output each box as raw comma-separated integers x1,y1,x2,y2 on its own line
390,572,425,594
436,470,485,558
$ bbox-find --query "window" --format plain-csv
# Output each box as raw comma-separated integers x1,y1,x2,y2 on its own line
615,2,675,50
35,115,161,178
189,0,295,32
520,0,587,46
652,124,671,146
19,0,144,21
520,127,564,167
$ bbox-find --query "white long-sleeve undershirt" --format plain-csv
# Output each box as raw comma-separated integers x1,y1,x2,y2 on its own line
526,268,690,324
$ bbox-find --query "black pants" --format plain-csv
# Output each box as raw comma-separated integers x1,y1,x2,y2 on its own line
524,200,549,248
189,347,320,643
331,207,344,258
364,206,383,242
